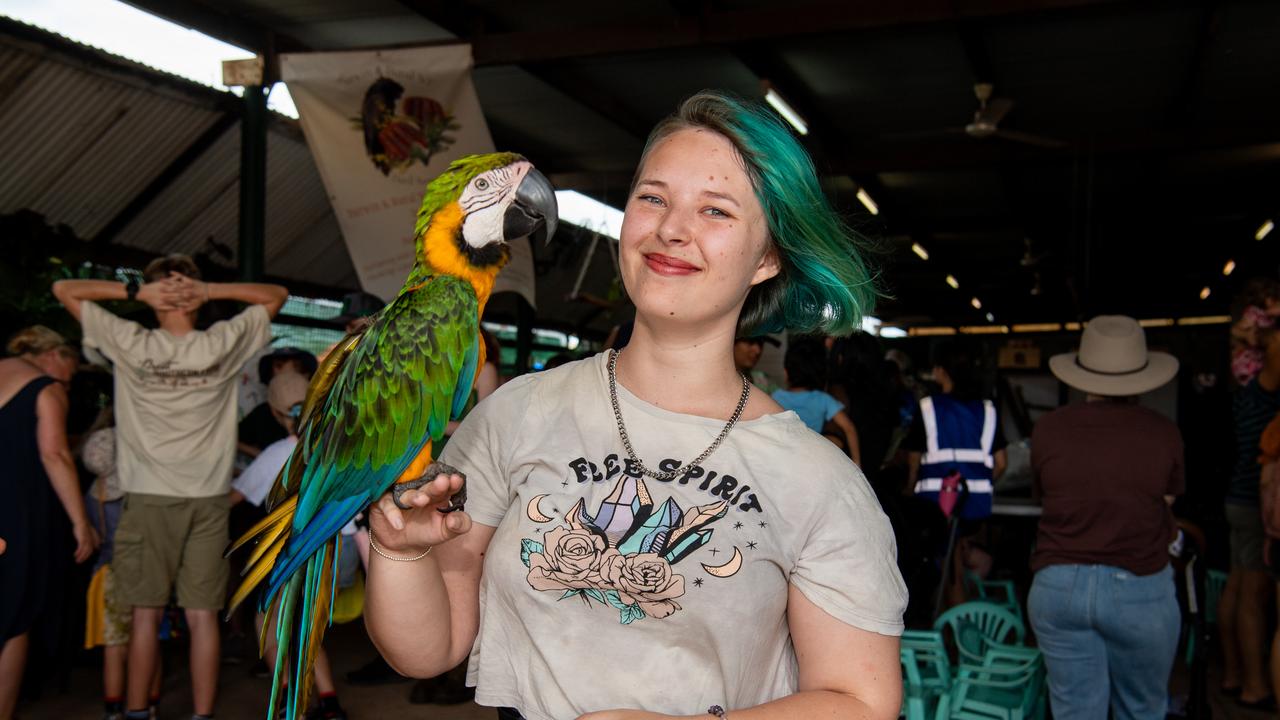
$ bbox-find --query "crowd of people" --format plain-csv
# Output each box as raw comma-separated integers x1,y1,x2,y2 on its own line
0,87,1277,720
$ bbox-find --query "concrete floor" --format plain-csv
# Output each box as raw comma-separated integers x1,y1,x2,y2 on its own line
11,619,1278,720
15,621,493,720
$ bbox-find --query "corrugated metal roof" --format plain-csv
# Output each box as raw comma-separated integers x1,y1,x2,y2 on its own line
0,17,358,291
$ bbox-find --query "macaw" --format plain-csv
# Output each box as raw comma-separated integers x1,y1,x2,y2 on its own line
227,153,557,720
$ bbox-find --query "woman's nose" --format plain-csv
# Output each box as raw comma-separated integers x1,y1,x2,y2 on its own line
655,206,693,245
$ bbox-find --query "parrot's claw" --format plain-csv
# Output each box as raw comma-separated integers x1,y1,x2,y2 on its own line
392,462,467,512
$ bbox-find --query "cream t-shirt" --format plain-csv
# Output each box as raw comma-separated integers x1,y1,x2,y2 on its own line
80,301,272,498
441,352,907,720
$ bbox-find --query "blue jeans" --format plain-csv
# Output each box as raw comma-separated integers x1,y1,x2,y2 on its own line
1029,563,1179,720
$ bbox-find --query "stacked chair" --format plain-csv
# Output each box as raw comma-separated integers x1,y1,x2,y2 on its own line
964,572,1024,625
900,599,1046,720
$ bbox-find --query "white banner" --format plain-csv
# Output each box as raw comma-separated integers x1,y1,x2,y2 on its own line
281,45,535,306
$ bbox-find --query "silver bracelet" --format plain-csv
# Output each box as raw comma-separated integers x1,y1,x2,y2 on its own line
368,528,433,562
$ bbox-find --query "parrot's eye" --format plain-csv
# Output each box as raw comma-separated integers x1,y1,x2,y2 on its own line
475,178,490,191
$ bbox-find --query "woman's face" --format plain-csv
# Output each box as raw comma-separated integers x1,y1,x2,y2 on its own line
40,350,78,383
619,128,779,331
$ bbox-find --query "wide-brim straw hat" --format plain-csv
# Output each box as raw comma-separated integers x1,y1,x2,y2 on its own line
1048,315,1179,396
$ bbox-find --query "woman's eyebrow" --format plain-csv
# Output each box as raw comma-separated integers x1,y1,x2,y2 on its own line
703,190,741,208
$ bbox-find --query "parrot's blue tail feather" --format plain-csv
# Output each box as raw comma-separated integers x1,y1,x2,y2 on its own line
265,537,338,720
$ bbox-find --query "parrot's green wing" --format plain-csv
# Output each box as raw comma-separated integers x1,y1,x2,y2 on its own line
289,274,480,532
265,322,372,511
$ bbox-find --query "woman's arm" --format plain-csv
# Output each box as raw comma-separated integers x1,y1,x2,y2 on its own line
578,585,902,720
738,586,901,718
364,472,492,678
906,452,921,493
36,383,100,563
992,448,1008,481
831,410,862,465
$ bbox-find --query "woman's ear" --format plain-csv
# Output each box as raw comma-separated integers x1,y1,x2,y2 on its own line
751,247,781,286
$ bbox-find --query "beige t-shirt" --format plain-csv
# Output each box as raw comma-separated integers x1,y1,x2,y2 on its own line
441,352,906,720
80,301,272,498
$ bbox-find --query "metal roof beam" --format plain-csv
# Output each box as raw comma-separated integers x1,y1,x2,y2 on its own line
120,0,308,55
1165,1,1220,130
399,0,650,141
463,0,1130,66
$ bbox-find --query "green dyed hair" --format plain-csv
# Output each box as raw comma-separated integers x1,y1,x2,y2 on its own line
635,91,878,336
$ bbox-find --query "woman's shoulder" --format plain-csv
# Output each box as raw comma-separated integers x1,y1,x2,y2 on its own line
743,410,861,479
477,353,603,411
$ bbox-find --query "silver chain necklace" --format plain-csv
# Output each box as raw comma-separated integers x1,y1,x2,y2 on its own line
607,348,751,481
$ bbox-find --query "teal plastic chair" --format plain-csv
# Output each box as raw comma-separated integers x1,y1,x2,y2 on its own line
933,601,1026,665
1182,568,1230,666
965,572,1024,624
935,643,1046,720
900,630,951,720
1204,569,1227,626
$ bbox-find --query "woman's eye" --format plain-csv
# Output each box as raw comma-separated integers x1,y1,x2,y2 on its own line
637,194,664,206
704,207,729,218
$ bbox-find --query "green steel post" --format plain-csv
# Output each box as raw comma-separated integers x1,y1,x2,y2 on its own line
516,296,534,375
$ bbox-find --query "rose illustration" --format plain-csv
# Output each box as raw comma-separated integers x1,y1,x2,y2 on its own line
602,552,686,619
527,526,609,592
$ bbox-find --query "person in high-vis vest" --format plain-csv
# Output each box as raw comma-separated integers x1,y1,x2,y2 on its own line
905,342,1007,607
906,342,1007,517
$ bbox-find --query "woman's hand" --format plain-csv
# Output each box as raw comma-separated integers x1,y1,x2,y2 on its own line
369,471,472,554
72,520,101,563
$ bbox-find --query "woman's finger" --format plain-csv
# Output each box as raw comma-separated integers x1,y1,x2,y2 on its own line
439,509,472,540
376,493,405,531
429,472,465,501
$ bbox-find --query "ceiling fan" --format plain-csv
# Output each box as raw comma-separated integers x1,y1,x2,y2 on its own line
965,83,1065,148
890,83,1067,149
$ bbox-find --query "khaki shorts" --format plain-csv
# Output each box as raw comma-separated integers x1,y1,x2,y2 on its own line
113,493,231,610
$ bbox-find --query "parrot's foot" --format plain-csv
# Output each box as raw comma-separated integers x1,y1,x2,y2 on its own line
393,462,467,512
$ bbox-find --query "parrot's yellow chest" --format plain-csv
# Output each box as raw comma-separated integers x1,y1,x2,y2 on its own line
420,202,504,310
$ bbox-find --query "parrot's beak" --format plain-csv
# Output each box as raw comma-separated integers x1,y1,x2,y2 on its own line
504,167,558,246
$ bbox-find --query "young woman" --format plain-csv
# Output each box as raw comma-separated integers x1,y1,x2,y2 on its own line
364,91,907,720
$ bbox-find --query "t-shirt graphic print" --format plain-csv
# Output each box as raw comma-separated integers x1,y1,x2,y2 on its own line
440,353,906,720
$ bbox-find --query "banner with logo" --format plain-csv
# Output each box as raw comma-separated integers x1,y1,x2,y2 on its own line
281,45,535,306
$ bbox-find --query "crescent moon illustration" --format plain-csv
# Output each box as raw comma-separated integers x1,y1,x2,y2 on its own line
701,547,743,578
526,494,554,523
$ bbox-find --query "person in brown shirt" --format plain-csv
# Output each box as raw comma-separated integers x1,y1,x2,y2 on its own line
1029,315,1183,720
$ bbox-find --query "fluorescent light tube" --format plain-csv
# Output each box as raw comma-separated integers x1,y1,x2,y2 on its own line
764,88,808,135
856,188,879,215
554,190,624,239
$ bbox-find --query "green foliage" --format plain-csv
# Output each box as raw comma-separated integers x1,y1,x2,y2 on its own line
0,211,120,342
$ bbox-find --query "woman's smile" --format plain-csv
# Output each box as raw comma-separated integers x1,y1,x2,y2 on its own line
643,252,701,276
